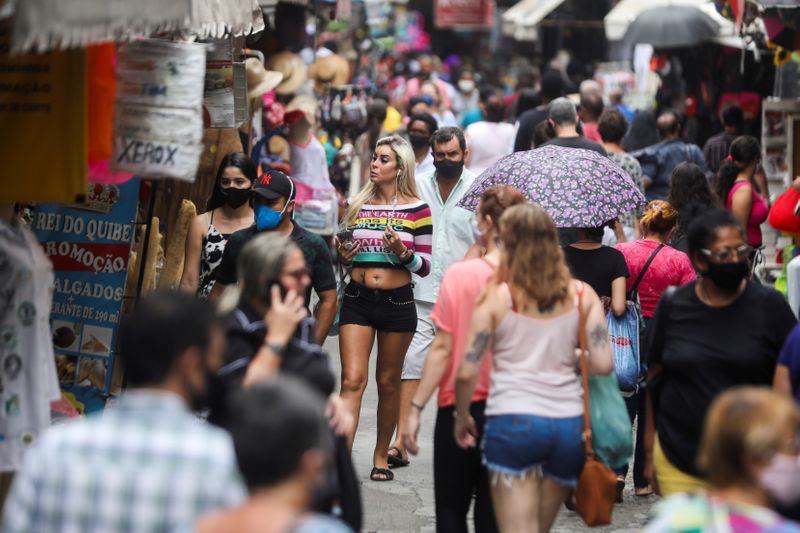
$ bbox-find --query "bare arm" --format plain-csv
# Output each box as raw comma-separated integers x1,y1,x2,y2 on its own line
313,289,338,346
730,184,753,232
455,287,500,418
774,364,794,397
754,167,770,205
178,214,206,293
582,284,614,375
611,276,627,317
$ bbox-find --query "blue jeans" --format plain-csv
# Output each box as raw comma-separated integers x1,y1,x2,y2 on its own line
482,414,585,487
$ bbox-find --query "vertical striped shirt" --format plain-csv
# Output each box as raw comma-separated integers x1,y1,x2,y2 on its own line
351,201,433,276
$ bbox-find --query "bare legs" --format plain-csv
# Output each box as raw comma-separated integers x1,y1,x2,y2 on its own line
389,379,419,461
489,474,569,533
339,324,413,477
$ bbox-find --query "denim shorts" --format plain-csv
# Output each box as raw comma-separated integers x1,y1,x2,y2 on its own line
339,281,417,332
482,413,585,487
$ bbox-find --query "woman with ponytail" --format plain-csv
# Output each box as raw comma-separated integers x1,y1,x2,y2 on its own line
715,136,769,247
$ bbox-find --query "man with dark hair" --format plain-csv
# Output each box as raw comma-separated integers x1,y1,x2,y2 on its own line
388,125,477,467
513,69,565,152
704,103,744,174
406,112,439,175
632,110,710,201
579,92,604,143
210,170,337,345
197,379,351,533
543,97,606,155
3,292,245,532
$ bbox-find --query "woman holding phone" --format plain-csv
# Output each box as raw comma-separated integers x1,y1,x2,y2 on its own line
336,135,433,482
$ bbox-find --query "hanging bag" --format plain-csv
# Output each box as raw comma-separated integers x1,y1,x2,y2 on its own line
768,186,800,234
575,283,619,527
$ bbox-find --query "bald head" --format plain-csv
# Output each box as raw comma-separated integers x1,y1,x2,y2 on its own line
657,111,680,139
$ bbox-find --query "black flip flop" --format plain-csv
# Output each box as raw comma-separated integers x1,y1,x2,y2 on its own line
370,467,394,482
387,446,410,468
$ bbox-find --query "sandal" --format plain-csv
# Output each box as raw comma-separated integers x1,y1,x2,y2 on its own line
635,486,654,497
370,467,394,482
387,446,410,468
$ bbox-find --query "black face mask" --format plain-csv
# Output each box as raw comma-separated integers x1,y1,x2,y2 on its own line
221,187,251,209
408,133,430,150
704,260,749,290
433,158,464,180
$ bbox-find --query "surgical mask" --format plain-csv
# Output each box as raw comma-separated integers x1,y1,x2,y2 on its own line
471,218,486,247
704,260,748,290
408,133,430,150
458,79,475,93
221,187,251,209
255,202,289,231
759,453,800,507
433,158,464,180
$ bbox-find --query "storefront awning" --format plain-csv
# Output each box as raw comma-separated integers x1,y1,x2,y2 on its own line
502,0,566,41
10,0,265,52
605,0,740,45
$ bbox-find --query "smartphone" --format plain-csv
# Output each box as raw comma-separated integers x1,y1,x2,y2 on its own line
261,282,288,306
337,230,354,242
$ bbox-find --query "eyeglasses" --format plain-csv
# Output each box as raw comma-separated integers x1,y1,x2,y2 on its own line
282,267,311,281
700,244,753,262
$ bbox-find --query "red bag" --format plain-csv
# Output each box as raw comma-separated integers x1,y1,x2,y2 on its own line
769,187,800,234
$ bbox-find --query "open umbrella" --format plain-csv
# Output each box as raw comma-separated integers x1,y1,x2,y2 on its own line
456,145,646,228
623,4,720,48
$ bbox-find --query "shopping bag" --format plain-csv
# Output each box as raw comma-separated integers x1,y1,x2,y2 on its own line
606,302,640,392
769,187,800,234
588,372,634,469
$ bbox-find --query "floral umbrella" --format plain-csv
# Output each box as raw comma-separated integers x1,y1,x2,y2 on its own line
456,145,646,228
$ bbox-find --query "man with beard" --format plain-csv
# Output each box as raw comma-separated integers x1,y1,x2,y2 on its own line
2,292,246,532
387,127,477,468
210,170,337,346
406,112,438,176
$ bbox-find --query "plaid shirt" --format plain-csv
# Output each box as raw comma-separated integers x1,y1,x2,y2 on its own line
1,391,246,533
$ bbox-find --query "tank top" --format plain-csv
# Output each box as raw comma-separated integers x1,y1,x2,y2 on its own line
486,281,583,418
197,210,230,299
726,181,769,247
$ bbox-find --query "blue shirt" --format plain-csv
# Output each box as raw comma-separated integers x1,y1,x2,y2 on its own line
634,139,710,201
779,323,800,403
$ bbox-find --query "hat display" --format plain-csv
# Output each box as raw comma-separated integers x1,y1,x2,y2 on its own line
308,54,350,94
245,58,283,100
253,170,295,201
285,94,318,126
265,51,307,95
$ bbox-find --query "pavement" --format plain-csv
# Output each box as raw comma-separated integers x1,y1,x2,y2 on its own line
322,336,657,533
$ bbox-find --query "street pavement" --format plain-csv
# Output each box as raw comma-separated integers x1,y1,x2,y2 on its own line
322,336,657,532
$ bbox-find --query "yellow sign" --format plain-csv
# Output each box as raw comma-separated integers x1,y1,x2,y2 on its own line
0,20,87,203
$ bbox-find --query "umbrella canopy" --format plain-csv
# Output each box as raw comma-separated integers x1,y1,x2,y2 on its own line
623,4,720,48
456,145,646,228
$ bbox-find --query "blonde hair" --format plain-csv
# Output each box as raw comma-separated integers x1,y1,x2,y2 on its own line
343,135,418,227
499,203,572,312
698,386,800,488
640,199,679,236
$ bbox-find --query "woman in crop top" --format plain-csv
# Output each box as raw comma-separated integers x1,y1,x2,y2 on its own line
335,135,432,482
716,136,769,248
454,203,613,532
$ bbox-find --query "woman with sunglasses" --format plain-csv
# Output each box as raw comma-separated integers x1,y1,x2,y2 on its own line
642,208,796,497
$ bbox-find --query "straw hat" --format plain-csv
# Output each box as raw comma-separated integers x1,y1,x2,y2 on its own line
265,51,307,95
308,54,350,93
245,58,283,100
285,94,318,126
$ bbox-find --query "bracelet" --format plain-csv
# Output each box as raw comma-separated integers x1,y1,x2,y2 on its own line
400,249,415,264
410,401,425,412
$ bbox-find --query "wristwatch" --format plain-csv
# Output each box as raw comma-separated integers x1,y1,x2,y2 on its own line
263,339,287,354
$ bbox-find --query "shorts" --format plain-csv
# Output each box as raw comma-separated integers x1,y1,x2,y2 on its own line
401,301,435,379
339,281,417,333
482,413,585,487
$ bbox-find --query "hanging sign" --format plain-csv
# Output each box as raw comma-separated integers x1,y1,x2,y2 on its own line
434,0,495,29
110,40,206,181
30,178,140,414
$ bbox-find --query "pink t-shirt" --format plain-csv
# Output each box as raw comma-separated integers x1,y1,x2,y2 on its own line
582,122,602,143
615,240,696,318
430,257,495,408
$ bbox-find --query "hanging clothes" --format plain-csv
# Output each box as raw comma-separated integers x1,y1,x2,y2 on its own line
0,220,60,472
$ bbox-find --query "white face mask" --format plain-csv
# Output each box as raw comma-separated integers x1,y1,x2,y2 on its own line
759,453,800,507
458,79,475,93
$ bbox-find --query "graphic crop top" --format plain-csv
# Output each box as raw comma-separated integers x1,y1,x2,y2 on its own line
350,201,433,277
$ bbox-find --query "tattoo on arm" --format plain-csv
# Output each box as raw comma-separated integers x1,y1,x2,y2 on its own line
465,331,492,363
589,324,609,349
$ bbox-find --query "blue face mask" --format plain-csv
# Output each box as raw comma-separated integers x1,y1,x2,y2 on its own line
255,202,289,231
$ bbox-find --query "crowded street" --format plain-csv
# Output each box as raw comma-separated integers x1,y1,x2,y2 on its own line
3,0,800,531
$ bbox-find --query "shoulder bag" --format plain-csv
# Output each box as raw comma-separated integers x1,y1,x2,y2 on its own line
575,283,620,527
